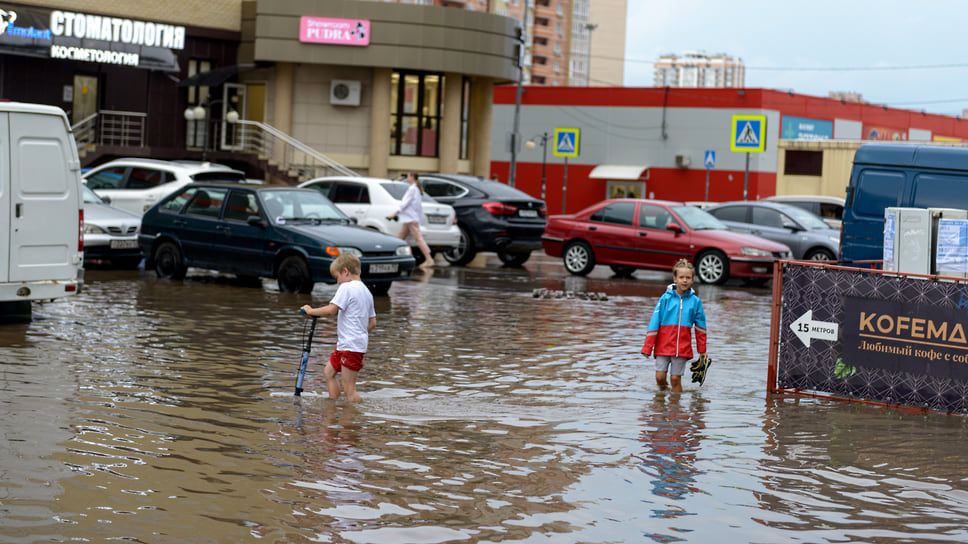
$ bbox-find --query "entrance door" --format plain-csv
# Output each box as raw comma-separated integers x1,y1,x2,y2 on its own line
221,83,247,150
72,75,98,125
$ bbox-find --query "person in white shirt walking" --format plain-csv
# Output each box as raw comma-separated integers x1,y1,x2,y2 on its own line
387,171,435,268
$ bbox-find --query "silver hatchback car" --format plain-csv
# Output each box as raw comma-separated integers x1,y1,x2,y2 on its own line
705,201,840,260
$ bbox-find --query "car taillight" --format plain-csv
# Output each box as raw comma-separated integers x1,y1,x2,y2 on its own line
482,202,518,216
78,208,84,252
538,206,547,218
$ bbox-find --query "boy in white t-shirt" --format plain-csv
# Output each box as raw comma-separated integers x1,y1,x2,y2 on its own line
300,253,376,402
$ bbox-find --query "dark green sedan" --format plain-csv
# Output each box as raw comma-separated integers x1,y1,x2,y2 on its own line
138,183,415,295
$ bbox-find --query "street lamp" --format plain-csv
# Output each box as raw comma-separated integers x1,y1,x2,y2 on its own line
584,23,598,86
525,132,549,201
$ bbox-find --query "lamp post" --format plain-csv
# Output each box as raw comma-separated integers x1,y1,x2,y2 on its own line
525,132,549,202
584,23,598,86
184,103,210,161
184,100,239,161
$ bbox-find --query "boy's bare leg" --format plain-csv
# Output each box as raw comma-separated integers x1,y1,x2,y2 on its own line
669,375,683,393
341,368,361,402
655,371,668,391
323,362,341,399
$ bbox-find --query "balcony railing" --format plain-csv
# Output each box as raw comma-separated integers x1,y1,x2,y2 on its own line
71,110,147,149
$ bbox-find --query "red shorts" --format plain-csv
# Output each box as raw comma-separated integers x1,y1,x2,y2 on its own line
329,349,365,372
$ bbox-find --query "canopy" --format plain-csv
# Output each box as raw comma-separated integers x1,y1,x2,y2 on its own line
588,165,650,180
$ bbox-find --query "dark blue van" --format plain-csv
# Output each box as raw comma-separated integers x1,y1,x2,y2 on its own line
841,144,968,263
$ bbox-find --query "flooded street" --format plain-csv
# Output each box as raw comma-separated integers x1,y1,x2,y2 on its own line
3,255,968,543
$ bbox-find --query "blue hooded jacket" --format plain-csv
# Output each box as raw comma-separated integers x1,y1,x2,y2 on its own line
642,283,707,358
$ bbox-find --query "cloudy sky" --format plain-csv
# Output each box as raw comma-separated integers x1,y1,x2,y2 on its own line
622,0,968,116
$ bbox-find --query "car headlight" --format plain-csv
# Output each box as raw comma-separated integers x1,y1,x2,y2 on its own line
334,247,362,257
396,245,413,257
84,224,107,235
741,247,772,257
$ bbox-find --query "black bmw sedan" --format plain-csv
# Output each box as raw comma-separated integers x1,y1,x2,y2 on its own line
417,174,547,266
138,184,415,295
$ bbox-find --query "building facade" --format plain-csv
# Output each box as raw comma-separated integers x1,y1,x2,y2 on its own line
0,0,520,180
491,86,968,214
653,52,745,88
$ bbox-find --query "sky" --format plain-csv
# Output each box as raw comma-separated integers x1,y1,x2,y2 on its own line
622,0,968,116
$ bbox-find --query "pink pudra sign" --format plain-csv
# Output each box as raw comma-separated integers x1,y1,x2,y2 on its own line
299,17,370,46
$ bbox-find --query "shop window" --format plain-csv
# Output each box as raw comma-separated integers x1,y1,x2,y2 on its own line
185,58,212,150
390,71,442,157
784,150,823,176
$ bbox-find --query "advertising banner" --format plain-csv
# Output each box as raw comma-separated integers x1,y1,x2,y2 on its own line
0,5,182,71
777,263,968,413
781,116,833,140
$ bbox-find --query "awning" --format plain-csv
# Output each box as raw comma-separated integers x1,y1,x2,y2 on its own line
178,64,257,87
588,165,650,181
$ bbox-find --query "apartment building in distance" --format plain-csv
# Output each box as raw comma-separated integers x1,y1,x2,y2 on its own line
654,51,745,88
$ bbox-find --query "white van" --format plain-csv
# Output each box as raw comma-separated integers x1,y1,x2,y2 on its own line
0,103,84,320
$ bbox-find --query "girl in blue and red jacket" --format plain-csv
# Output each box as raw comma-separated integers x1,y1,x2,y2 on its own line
642,259,708,392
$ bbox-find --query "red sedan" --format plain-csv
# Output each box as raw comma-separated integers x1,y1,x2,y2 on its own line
541,199,792,284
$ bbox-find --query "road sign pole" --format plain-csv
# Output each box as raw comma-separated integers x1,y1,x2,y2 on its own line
562,156,569,214
743,152,750,200
705,168,710,201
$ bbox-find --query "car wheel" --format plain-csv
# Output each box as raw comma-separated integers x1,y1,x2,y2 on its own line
563,241,596,276
695,250,729,285
443,225,476,266
366,281,392,296
805,248,836,261
610,265,636,278
497,250,531,267
153,241,187,280
277,255,314,294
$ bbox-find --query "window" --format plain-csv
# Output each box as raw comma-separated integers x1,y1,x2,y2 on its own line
126,168,168,189
784,150,823,176
185,187,227,218
639,204,673,230
422,179,467,198
330,183,370,204
162,187,197,213
186,58,212,150
390,71,442,157
752,208,784,228
85,166,127,190
224,191,260,222
590,202,635,225
459,77,470,160
709,205,747,223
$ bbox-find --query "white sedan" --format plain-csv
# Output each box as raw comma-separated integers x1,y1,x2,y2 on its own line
299,176,460,259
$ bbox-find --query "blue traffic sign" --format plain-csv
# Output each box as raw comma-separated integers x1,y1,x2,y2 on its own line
731,115,766,153
704,150,716,168
553,128,580,157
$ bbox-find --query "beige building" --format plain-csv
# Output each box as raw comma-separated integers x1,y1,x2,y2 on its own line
654,51,745,88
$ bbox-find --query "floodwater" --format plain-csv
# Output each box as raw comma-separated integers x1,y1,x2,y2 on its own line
2,255,968,543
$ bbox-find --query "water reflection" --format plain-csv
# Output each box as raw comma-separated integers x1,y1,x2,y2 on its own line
637,392,706,521
3,260,968,542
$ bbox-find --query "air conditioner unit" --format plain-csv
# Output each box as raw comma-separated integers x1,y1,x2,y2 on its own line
330,80,361,106
675,154,691,168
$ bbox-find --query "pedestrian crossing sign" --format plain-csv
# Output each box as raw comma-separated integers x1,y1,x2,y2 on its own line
730,115,767,153
553,128,580,157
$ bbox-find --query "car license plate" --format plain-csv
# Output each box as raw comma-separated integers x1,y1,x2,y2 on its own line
519,209,538,218
426,214,447,224
110,239,139,249
369,263,398,274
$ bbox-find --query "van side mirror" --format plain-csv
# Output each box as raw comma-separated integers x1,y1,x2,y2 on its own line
247,215,268,228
